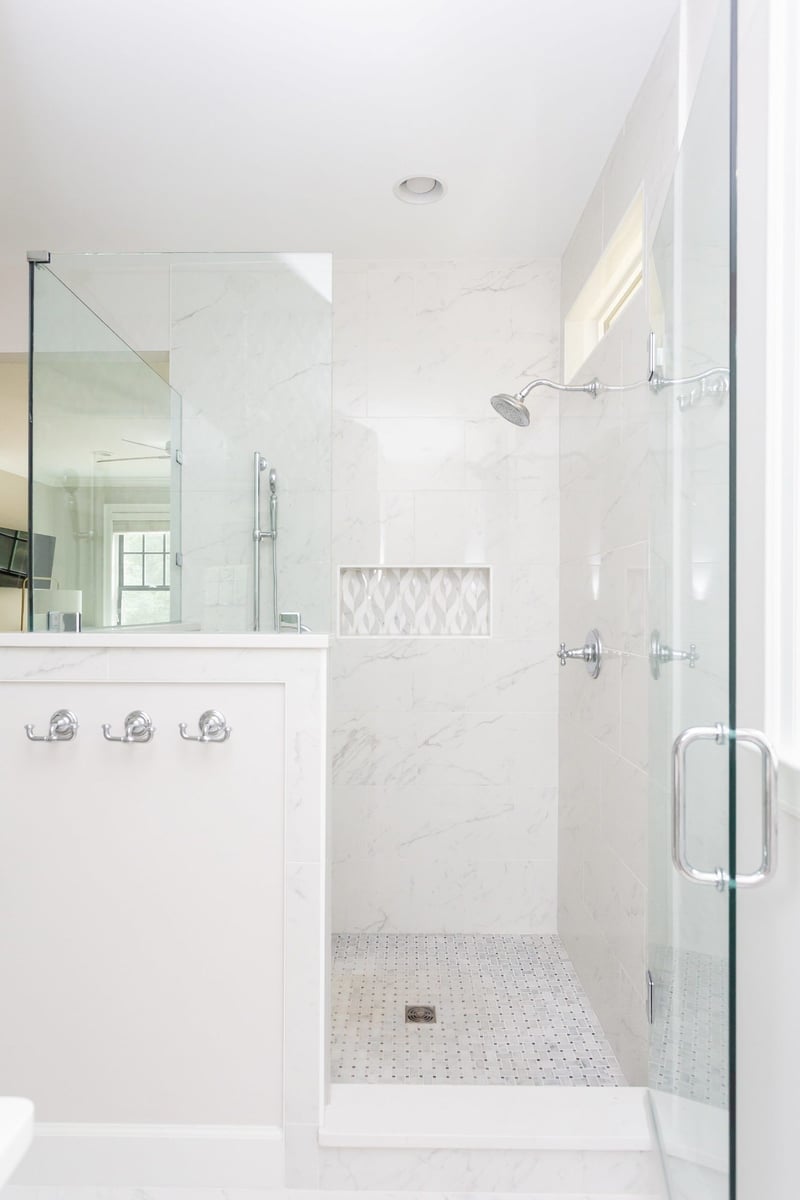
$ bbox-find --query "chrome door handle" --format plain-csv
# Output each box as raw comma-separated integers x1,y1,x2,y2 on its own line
732,727,778,887
671,723,778,889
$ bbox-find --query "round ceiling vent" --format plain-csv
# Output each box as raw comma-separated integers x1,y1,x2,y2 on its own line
393,176,446,205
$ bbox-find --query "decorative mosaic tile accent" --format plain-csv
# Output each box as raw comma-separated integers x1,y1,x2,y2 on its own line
339,566,490,637
649,943,728,1107
331,933,626,1086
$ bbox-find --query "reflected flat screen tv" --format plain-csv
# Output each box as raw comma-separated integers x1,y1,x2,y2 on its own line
0,528,56,587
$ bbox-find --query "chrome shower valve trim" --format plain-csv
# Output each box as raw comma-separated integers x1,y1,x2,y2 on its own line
557,629,603,678
650,630,700,679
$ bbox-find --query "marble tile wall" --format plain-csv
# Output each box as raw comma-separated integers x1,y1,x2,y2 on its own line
330,259,561,934
170,258,332,633
557,16,682,1086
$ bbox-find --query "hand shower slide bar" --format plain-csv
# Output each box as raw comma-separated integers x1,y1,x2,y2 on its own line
253,451,277,633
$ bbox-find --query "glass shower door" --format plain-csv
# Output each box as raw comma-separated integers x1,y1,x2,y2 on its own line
646,4,776,1196
648,3,731,1196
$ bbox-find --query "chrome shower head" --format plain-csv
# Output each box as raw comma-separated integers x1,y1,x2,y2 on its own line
490,392,530,427
490,376,601,425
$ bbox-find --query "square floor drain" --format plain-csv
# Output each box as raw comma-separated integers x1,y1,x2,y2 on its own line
405,1004,436,1024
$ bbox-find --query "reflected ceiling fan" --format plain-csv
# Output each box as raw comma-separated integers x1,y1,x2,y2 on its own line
94,438,172,465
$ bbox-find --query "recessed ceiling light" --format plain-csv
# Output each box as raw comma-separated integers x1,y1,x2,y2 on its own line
393,176,446,205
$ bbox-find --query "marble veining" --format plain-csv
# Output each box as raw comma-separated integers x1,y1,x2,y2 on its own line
170,259,332,633
557,26,681,1084
331,258,559,951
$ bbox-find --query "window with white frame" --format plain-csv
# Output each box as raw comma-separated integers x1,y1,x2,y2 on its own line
103,503,172,627
114,530,171,626
563,190,644,382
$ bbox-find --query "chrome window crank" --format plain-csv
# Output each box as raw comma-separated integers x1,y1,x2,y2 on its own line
25,709,79,742
102,710,156,743
556,629,602,678
179,709,232,743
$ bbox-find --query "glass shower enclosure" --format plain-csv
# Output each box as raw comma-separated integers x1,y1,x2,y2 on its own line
645,3,776,1197
27,252,332,634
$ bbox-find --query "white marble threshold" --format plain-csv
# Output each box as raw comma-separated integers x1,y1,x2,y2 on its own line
320,1084,652,1152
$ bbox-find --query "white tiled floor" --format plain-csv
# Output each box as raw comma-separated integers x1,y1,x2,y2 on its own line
331,933,626,1086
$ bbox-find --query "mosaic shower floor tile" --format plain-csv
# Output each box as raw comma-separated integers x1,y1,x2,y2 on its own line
331,933,626,1086
648,943,728,1107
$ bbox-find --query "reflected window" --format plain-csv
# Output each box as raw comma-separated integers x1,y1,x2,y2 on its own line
115,530,170,626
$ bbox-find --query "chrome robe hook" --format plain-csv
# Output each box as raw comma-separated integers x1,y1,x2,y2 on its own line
25,709,79,742
179,709,232,743
102,710,156,743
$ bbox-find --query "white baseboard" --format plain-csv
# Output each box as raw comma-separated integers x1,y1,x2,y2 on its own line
10,1123,283,1189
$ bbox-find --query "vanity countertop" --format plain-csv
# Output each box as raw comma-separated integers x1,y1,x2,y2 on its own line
0,633,329,650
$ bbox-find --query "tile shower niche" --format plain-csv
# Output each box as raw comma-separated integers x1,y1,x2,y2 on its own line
338,566,490,637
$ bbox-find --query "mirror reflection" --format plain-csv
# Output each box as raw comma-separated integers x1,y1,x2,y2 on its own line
18,252,332,633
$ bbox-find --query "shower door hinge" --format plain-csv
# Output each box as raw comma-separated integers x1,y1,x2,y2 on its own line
26,251,51,264
175,449,184,465
646,969,655,1025
175,552,183,568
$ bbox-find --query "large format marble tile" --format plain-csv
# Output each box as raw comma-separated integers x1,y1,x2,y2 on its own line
331,710,557,791
330,258,561,953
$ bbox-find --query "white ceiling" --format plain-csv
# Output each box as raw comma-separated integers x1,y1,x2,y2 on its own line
0,0,678,265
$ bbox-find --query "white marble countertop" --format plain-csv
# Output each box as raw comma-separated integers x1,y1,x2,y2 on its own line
0,1097,33,1188
0,633,329,650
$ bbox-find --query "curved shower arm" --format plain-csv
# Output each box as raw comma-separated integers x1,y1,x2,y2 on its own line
490,333,732,426
517,377,600,399
518,364,730,400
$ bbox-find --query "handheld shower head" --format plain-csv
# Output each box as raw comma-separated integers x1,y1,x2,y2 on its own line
490,392,530,427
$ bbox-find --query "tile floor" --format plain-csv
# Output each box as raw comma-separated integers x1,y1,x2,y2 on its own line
649,943,728,1107
331,933,626,1086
